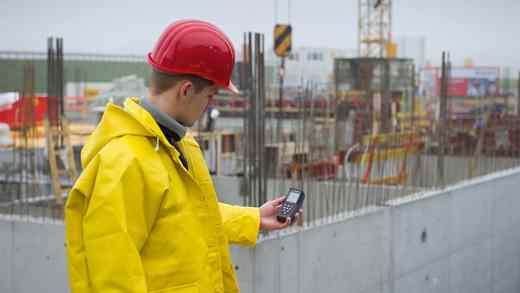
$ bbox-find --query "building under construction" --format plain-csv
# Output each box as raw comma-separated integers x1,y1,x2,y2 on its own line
2,0,520,292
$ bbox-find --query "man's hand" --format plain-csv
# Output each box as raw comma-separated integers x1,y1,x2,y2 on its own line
259,196,303,231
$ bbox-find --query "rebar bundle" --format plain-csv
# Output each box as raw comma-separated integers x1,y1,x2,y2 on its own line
241,32,267,207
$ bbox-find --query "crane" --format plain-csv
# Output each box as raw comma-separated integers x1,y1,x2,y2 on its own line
358,0,393,58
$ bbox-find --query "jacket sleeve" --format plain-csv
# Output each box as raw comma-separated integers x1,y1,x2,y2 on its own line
66,154,164,293
218,203,260,246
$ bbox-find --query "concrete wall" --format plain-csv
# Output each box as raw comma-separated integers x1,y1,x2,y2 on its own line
0,218,67,293
235,207,392,293
232,167,520,293
1,168,520,293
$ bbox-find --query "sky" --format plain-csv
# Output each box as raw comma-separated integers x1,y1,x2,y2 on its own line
1,0,519,71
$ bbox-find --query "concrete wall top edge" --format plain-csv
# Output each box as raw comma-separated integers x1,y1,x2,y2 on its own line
257,205,386,244
0,214,64,226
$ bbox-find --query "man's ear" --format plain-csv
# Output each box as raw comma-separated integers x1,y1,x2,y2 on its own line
179,81,194,99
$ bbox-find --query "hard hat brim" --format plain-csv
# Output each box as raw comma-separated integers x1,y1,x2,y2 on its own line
224,81,240,95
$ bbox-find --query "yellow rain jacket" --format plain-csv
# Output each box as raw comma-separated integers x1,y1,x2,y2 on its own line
65,97,260,293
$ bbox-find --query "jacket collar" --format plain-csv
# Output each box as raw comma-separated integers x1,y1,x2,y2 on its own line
139,97,187,140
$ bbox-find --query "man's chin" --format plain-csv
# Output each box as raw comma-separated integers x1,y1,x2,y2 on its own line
176,117,191,127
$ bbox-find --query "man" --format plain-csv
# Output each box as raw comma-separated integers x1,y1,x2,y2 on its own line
65,20,301,293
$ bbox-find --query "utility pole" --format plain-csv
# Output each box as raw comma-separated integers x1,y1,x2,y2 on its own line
273,0,292,141
437,51,449,187
277,57,285,140
273,23,292,141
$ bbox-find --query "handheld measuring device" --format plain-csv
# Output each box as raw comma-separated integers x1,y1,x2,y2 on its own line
277,188,305,223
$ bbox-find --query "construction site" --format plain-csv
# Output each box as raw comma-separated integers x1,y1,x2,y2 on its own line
1,1,520,292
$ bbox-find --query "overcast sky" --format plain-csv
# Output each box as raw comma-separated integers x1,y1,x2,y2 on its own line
1,0,519,71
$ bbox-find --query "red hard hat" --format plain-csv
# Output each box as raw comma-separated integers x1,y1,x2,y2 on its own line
148,20,239,94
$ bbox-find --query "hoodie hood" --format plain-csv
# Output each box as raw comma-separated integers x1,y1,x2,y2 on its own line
81,97,170,167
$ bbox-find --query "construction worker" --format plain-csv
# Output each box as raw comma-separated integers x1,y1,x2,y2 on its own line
65,20,301,293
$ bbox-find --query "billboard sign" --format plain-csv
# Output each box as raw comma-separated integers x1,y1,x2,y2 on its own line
420,66,500,97
466,78,498,97
435,78,468,97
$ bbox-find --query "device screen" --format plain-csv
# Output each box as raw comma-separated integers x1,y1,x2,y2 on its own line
286,190,300,203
